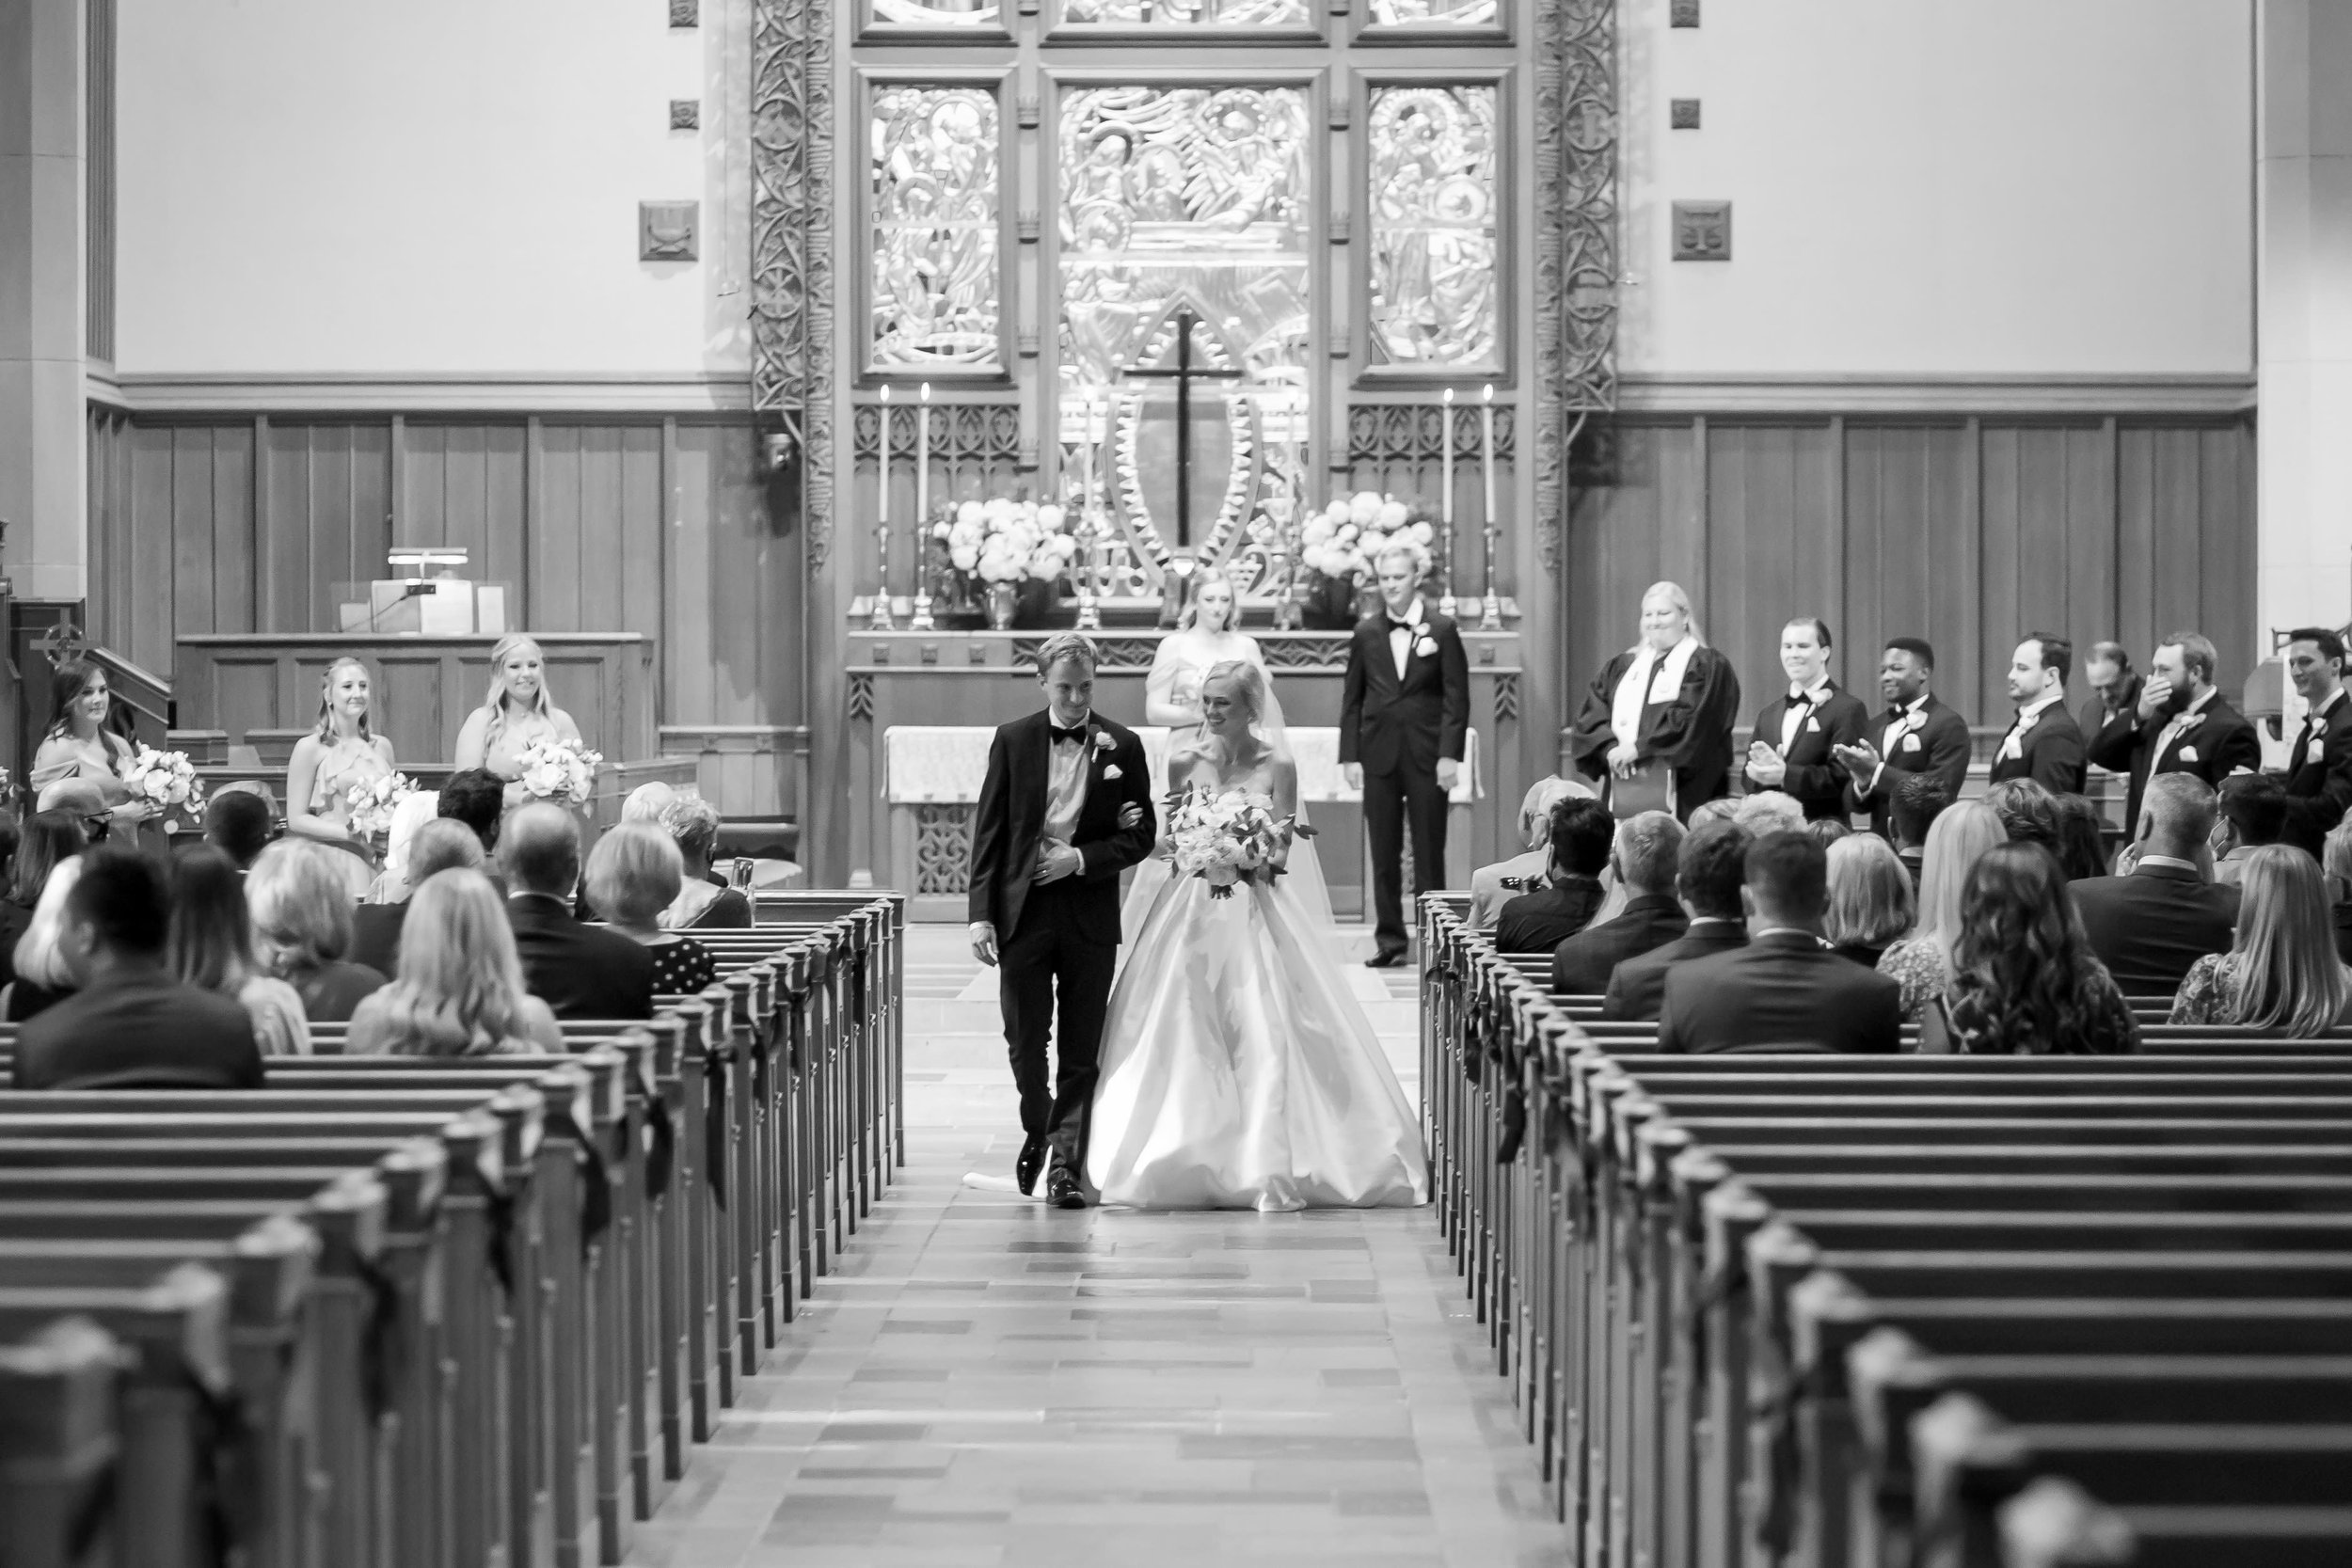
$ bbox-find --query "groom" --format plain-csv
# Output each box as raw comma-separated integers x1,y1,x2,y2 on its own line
968,631,1157,1209
1343,542,1471,968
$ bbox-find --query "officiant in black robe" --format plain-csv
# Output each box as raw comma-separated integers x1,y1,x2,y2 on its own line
1567,581,1742,822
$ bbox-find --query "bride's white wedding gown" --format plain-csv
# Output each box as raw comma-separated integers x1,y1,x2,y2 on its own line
1086,752,1430,1212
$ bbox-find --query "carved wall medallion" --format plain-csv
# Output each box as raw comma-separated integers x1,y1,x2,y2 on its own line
640,200,699,261
671,99,701,131
848,671,875,721
1494,669,1519,722
1668,0,1697,24
671,0,699,24
1671,200,1731,261
1669,97,1700,130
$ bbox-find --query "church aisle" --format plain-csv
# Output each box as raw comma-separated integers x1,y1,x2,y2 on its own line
628,926,1559,1568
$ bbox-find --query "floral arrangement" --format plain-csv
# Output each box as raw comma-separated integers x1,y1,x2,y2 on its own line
513,736,604,807
1297,491,1438,584
344,772,425,841
930,498,1079,590
121,744,204,829
1164,784,1297,899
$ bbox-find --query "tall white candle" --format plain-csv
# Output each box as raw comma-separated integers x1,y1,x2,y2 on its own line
1440,387,1455,529
1084,391,1099,516
878,385,893,531
1480,384,1496,530
915,383,932,524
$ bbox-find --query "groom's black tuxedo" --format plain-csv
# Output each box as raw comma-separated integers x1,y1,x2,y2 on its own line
968,709,1156,1179
1342,605,1471,959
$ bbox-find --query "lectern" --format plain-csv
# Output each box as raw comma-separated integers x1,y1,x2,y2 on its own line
338,548,510,637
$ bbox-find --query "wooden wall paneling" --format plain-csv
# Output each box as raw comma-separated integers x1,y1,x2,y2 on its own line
532,423,585,630
214,422,256,635
621,423,665,642
664,423,719,727
2113,423,2159,673
398,422,532,604
2200,422,2257,676
126,422,177,673
261,422,310,634
2067,419,2121,675
709,422,783,725
1977,424,2026,717
1706,423,1839,719
1564,420,1657,718
168,429,213,641
2147,423,2208,658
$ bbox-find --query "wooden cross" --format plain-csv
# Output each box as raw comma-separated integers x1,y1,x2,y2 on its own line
1120,309,1245,548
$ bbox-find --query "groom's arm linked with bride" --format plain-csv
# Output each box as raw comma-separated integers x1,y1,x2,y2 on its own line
965,635,1159,1206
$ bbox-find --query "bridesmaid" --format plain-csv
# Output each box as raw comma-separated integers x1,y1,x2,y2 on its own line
286,657,397,848
453,634,586,807
1144,567,1258,730
28,657,153,831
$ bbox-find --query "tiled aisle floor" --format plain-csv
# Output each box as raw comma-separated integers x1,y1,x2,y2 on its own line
628,926,1562,1568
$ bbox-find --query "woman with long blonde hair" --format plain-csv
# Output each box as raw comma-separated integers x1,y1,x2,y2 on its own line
287,656,398,850
453,634,584,803
345,867,563,1055
1874,799,2006,1019
2169,844,2352,1033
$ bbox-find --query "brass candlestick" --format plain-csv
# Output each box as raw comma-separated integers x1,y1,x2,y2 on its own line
868,519,897,630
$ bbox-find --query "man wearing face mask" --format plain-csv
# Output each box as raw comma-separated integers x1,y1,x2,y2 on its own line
1833,637,1972,841
2279,627,2352,860
2088,631,2261,835
1740,618,1868,822
1989,632,2089,795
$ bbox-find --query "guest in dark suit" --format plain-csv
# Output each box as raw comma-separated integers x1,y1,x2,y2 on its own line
1741,618,1870,822
2077,641,2143,770
2280,628,2352,860
1567,580,1742,821
2213,773,2290,887
438,768,506,858
1988,633,2087,795
12,847,262,1090
1551,811,1687,993
2087,632,2263,835
201,789,275,872
1494,796,1615,954
350,818,485,975
1888,775,1951,887
504,803,655,1020
1657,831,1903,1053
968,632,1157,1205
2070,772,2240,994
1341,542,1471,968
1602,820,1753,1021
1834,638,1973,840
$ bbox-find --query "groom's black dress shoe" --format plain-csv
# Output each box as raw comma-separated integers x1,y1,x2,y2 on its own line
1045,1168,1086,1210
1365,949,1406,969
1015,1135,1046,1196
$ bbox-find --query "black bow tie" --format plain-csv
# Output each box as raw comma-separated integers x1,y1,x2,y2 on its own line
1389,617,1417,632
1050,723,1088,746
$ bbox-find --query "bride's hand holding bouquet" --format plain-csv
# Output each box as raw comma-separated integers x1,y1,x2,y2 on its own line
1164,784,1297,898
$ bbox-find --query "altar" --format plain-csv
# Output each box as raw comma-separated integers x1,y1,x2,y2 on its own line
843,626,1525,921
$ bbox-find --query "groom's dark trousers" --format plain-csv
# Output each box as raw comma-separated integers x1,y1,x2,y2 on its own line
1342,608,1472,959
969,710,1155,1176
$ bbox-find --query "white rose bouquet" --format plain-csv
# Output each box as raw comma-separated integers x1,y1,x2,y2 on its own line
928,497,1079,602
1163,784,1296,899
1296,490,1438,585
344,772,425,841
121,744,205,830
513,736,603,807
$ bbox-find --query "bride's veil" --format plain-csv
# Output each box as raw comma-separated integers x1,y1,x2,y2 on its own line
1248,670,1342,935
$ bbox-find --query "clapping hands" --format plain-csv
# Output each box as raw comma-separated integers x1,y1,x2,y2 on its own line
1831,739,1882,788
1744,739,1788,787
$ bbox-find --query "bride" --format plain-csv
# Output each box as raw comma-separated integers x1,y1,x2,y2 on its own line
1088,660,1429,1212
1131,565,1340,939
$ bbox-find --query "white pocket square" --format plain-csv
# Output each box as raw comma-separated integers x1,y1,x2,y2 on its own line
2179,747,2199,763
1901,734,1921,752
1103,765,1122,780
1804,716,1821,732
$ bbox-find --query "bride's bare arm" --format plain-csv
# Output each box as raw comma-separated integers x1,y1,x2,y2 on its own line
1269,753,1301,863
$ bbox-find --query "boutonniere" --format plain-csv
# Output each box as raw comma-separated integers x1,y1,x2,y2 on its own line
2312,718,2329,739
1413,635,1438,659
1091,730,1115,755
2176,712,2207,734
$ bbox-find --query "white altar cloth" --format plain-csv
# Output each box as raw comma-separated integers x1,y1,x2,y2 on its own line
882,724,1480,806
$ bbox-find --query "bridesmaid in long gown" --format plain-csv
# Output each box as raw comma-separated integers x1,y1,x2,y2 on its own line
1088,661,1428,1212
286,657,398,847
453,634,587,808
28,658,154,832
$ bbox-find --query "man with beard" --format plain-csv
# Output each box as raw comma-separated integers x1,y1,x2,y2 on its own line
2278,626,2352,860
2089,631,2261,834
1833,637,1972,842
1987,632,2089,796
2079,641,2144,761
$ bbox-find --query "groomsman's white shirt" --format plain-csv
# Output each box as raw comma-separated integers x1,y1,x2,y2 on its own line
1779,677,1834,752
1387,600,1426,681
1041,717,1092,847
1997,690,2066,763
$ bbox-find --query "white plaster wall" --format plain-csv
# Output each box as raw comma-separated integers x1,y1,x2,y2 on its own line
1618,0,2256,377
113,0,746,375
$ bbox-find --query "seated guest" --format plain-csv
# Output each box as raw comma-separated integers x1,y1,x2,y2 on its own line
0,811,86,974
1985,777,2063,859
346,869,564,1056
2071,773,2239,994
11,847,262,1089
2170,845,2352,1031
1734,790,1804,836
505,803,654,1018
39,778,115,844
5,857,84,1022
1687,798,1741,832
661,795,755,930
2052,792,2111,882
1602,821,1752,1021
1494,796,1616,953
1889,775,1951,887
589,823,717,993
2213,773,2290,888
2327,823,2352,964
168,845,310,1054
362,790,441,904
1824,832,1914,969
0,814,23,990
1876,800,2007,1020
1552,811,1685,994
622,782,680,823
202,789,276,871
1658,831,1902,1054
1945,843,2139,1054
1804,818,1851,847
437,768,507,860
1470,777,1579,930
351,819,486,975
247,839,388,1022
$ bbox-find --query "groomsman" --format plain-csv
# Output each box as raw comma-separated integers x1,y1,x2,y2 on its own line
1833,636,1973,840
2280,626,2352,859
2088,631,2262,833
1988,632,2088,794
1740,618,1869,821
2078,641,2143,758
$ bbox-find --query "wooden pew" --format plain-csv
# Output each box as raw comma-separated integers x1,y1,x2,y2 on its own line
0,1315,119,1568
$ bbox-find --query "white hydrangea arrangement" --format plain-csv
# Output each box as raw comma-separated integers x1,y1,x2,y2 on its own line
930,498,1080,589
344,772,425,840
514,736,604,807
121,744,205,830
1297,491,1438,584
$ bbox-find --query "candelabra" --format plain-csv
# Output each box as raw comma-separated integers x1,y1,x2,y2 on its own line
1073,508,1104,630
907,550,936,631
868,517,897,630
1479,520,1504,630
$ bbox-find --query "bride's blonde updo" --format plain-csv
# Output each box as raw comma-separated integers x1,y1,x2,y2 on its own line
1201,659,1268,728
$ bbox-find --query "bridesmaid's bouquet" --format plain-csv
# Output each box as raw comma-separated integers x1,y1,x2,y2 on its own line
121,744,205,831
345,773,425,841
1165,784,1297,899
514,736,603,806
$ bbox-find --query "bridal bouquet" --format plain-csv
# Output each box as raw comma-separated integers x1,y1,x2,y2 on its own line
514,736,603,807
1164,784,1296,899
344,772,425,840
121,744,205,831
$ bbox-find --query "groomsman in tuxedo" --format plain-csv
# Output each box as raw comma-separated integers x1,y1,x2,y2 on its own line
2087,631,2262,834
968,633,1157,1208
1988,632,2088,794
1343,542,1471,968
2280,626,2352,859
1832,636,1973,840
1740,618,1870,821
2078,641,2143,761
